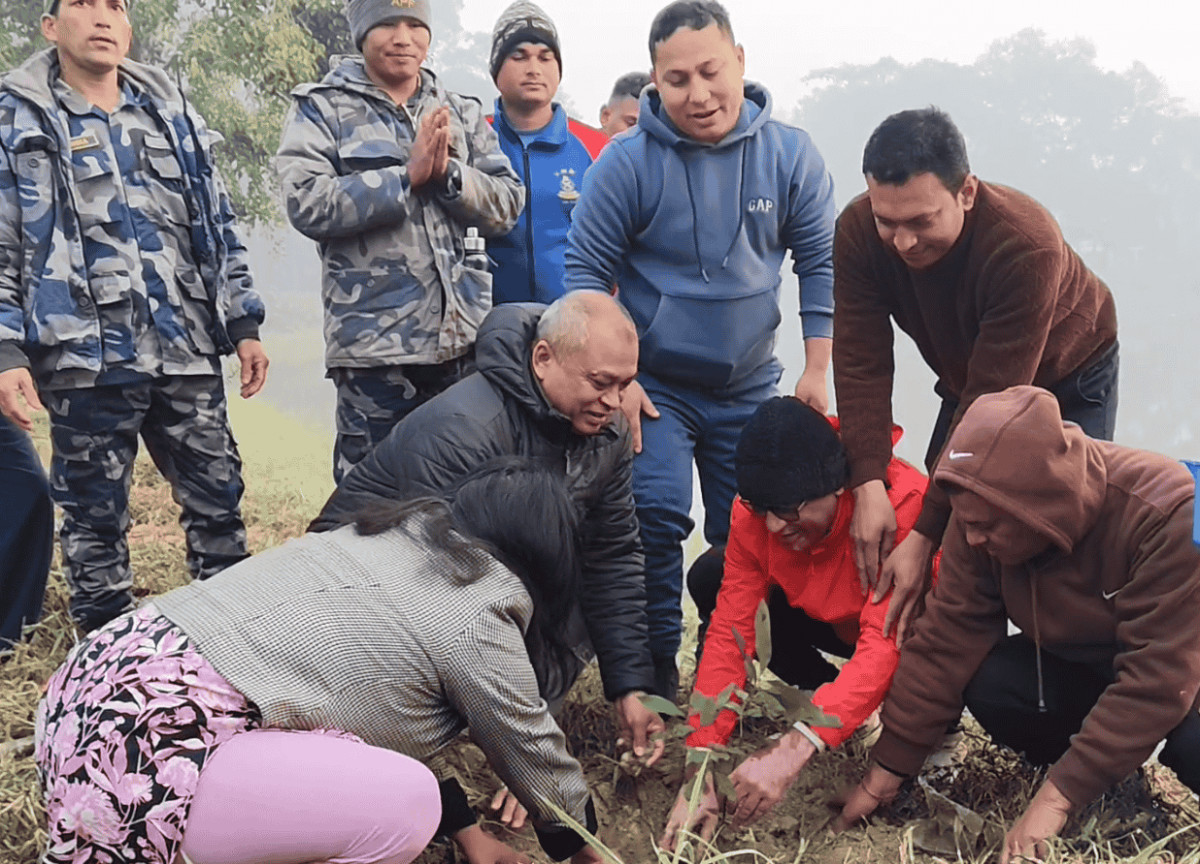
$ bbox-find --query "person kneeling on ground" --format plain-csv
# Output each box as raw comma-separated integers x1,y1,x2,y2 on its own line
835,386,1200,864
35,460,607,864
661,397,929,848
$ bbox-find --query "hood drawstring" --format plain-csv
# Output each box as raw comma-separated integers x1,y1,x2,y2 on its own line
720,141,749,270
682,157,709,283
681,140,750,284
1031,573,1047,713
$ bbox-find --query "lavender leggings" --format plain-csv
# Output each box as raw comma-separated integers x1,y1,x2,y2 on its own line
179,729,441,864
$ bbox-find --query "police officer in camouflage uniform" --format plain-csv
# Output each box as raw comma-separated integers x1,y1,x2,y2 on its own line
0,0,269,632
277,0,524,483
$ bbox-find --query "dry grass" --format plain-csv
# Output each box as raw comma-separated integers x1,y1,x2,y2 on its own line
3,396,1200,863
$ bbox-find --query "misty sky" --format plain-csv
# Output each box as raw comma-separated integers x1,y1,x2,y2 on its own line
461,0,1200,122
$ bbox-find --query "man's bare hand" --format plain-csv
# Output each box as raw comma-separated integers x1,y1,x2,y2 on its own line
489,787,528,831
850,480,898,594
831,765,903,832
999,780,1072,864
235,339,269,399
729,731,815,827
792,369,829,414
619,379,659,454
659,772,722,851
453,824,532,864
878,530,936,647
614,691,665,766
409,106,451,189
0,367,43,431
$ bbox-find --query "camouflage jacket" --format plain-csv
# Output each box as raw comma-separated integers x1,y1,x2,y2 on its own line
0,49,265,388
277,60,523,369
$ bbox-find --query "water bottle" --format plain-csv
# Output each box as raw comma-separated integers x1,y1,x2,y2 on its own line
464,227,488,272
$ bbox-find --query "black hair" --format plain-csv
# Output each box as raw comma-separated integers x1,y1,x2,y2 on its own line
861,107,971,193
47,0,130,16
648,0,734,64
353,457,583,700
608,71,651,103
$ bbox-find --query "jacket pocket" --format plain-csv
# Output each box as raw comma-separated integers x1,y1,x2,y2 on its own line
143,134,183,180
176,270,217,354
90,272,132,306
639,286,781,389
142,134,191,227
444,266,493,349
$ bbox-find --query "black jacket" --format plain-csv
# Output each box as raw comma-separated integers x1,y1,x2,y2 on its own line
310,304,655,700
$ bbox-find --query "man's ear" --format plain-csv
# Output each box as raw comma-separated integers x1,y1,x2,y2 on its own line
600,104,612,127
41,14,58,44
530,339,553,382
735,43,745,76
958,174,979,211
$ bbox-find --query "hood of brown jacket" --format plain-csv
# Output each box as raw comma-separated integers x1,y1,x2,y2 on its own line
932,385,1108,553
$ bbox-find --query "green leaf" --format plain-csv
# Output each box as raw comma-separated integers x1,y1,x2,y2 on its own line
731,624,747,657
685,748,710,767
759,679,842,728
639,693,687,718
690,691,720,727
754,600,772,668
714,770,739,803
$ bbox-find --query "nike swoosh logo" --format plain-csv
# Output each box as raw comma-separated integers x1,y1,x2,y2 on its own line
947,450,974,460
1102,588,1120,600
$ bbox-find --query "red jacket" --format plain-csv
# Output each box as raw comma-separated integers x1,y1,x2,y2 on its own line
689,425,928,750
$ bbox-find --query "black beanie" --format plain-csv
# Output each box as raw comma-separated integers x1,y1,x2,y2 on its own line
735,397,848,511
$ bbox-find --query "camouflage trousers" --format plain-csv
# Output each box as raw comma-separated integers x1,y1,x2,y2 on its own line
329,354,475,484
44,375,249,631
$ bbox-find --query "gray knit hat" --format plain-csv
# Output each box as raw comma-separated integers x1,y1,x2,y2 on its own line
490,1,562,82
344,0,431,50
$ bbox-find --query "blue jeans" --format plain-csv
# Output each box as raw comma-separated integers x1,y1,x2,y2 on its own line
633,370,777,674
0,415,53,649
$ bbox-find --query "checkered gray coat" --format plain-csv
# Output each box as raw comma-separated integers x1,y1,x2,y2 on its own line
155,521,591,832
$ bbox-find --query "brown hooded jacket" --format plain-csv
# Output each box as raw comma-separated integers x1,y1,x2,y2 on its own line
872,385,1200,808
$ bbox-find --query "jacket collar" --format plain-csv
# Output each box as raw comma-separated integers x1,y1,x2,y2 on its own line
491,99,569,147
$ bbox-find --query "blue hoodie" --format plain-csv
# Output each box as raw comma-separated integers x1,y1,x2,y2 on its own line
564,82,835,393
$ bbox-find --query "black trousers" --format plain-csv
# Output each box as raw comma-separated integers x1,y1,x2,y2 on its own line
687,545,853,689
964,634,1200,793
0,415,54,650
925,340,1120,471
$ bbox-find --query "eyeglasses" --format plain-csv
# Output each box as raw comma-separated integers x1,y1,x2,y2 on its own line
748,501,808,521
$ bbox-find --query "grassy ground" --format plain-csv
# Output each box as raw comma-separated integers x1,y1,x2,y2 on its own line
2,392,1199,864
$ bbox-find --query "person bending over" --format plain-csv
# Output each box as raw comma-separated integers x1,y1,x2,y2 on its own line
661,397,927,848
35,460,607,864
836,387,1200,864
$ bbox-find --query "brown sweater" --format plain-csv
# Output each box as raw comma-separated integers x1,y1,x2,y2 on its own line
873,386,1200,809
832,182,1117,538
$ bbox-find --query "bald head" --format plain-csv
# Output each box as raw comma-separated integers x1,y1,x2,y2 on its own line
532,291,639,435
536,290,637,356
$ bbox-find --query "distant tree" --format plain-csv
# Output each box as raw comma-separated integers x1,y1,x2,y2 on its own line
0,0,496,223
790,29,1200,453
